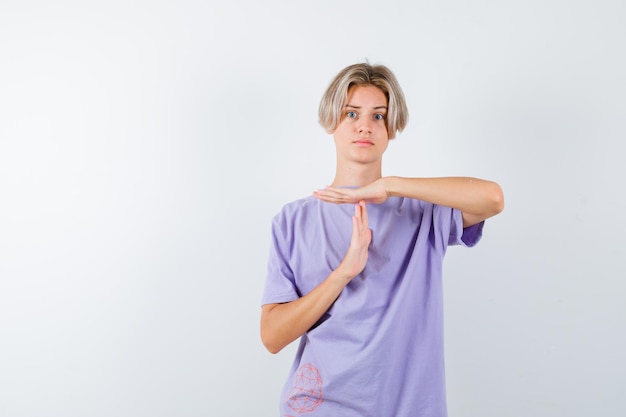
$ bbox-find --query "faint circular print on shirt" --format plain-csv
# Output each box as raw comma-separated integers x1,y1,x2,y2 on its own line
287,363,324,413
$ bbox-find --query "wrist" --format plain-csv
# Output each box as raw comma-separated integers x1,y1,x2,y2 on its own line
383,176,401,197
330,264,356,285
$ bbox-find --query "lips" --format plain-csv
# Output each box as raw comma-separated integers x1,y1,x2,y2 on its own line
354,139,374,146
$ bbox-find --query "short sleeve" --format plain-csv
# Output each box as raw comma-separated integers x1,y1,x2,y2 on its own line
448,208,484,247
261,213,300,306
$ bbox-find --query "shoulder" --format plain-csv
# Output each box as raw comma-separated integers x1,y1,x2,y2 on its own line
275,195,318,219
271,195,320,233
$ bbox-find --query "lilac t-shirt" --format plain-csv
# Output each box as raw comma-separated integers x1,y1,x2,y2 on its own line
262,195,483,417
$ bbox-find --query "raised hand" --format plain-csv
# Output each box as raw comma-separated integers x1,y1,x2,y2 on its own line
260,200,373,354
335,201,372,281
313,178,389,205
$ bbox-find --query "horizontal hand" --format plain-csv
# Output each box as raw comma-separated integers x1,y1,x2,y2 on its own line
313,178,389,204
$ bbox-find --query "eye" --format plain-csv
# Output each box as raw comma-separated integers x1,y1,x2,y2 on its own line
346,111,357,119
374,113,385,120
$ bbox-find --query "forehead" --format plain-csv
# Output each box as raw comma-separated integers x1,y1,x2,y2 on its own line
345,84,388,107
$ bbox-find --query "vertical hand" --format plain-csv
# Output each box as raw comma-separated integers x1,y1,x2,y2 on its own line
336,201,371,280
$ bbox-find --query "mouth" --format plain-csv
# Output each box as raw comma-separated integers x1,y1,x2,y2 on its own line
354,139,374,146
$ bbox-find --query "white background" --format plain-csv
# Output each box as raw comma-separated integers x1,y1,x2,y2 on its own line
1,1,624,416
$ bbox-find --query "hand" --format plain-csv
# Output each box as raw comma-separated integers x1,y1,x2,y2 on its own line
335,201,372,281
313,178,389,204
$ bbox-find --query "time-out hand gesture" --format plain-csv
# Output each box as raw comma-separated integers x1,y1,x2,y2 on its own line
313,178,389,205
335,201,372,281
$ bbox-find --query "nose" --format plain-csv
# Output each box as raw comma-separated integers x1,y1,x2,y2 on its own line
358,123,372,135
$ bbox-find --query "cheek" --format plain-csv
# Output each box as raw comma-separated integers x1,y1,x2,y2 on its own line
379,126,390,141
332,122,350,137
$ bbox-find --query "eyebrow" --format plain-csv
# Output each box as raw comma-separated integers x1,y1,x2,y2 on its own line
345,104,388,110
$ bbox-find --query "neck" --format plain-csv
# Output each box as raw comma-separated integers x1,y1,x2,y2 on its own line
331,161,383,187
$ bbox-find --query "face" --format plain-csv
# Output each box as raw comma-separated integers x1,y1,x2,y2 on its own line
332,84,389,166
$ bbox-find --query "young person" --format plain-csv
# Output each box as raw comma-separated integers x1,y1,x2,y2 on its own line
260,62,504,417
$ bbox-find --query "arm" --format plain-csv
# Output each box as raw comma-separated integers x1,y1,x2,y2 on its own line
261,201,371,354
386,176,504,227
314,176,504,227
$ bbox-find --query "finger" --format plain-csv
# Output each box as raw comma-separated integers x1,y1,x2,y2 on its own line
314,187,359,204
351,213,357,232
325,186,355,200
354,202,361,222
313,190,342,203
354,203,365,232
360,200,368,228
327,189,350,200
351,212,360,243
317,188,344,197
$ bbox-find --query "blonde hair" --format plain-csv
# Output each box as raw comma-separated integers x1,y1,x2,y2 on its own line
318,62,408,139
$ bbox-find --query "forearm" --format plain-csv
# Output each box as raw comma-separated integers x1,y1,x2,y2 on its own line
384,176,504,218
261,270,350,354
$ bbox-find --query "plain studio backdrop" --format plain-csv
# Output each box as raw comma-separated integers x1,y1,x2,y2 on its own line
0,1,624,416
